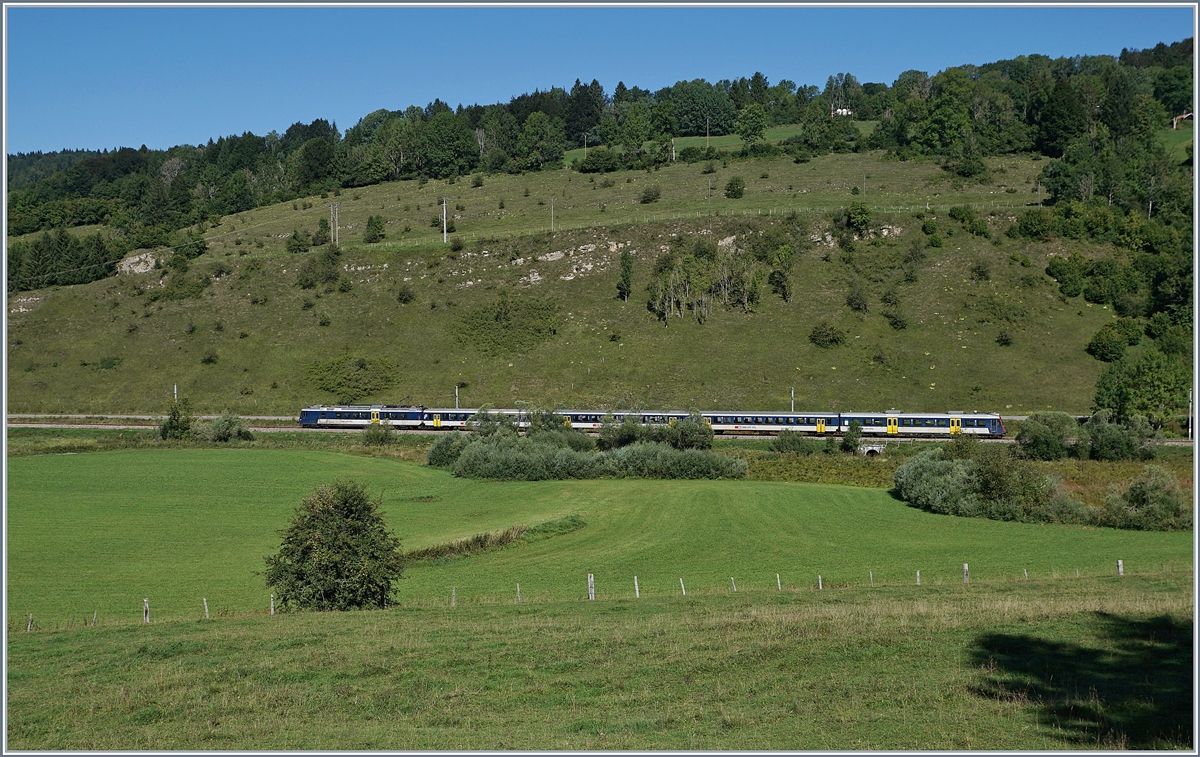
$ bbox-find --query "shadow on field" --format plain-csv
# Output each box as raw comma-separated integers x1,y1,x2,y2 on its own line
967,612,1192,749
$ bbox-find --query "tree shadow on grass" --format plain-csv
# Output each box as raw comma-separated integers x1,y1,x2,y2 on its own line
968,612,1192,749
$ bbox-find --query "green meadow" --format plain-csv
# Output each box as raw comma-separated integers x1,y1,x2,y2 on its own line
9,448,1190,623
6,446,1193,749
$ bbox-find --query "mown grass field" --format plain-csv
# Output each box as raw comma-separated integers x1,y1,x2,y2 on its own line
8,147,1143,417
8,447,1191,624
6,445,1193,749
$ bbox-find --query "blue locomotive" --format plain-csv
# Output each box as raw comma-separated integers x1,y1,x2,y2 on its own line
298,405,1005,437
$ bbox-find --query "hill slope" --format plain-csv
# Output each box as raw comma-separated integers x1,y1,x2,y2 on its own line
5,151,1152,416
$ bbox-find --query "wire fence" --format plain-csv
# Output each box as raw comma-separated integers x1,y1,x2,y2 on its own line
12,558,1183,633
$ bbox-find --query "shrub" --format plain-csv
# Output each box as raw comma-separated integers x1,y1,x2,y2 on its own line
263,480,405,610
200,413,254,442
845,288,869,313
576,146,620,173
1081,411,1158,461
396,284,414,304
996,329,1013,346
1103,466,1192,531
296,247,342,289
771,430,821,454
669,411,714,451
597,414,643,451
948,206,976,224
921,219,938,236
1086,323,1128,362
286,229,311,254
604,443,747,480
970,260,991,281
159,398,195,440
450,236,464,252
846,202,871,233
363,215,386,243
724,177,745,199
809,321,845,348
839,420,862,453
884,311,908,330
308,354,397,404
362,423,393,446
927,233,943,248
427,431,471,467
1012,208,1055,241
1015,411,1077,461
640,185,661,204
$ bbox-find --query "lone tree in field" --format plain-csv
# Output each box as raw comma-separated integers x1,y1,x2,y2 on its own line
264,480,404,611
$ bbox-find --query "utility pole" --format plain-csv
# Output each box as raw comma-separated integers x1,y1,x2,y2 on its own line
791,387,794,413
583,133,588,160
671,138,676,162
1189,388,1193,441
551,197,555,232
174,383,177,401
329,203,340,247
707,180,712,216
442,198,448,243
455,385,459,409
706,117,710,149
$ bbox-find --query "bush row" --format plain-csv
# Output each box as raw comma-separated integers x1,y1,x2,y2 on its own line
428,431,745,481
1015,410,1159,461
893,437,1189,531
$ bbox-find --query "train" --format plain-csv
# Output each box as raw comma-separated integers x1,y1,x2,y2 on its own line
298,405,1006,437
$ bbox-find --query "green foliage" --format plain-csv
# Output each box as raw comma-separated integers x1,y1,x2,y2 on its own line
1015,411,1078,461
308,354,398,404
1103,466,1192,531
1086,324,1128,362
1079,411,1159,462
894,445,1093,525
839,420,862,454
723,176,745,199
160,271,211,301
921,219,938,236
285,229,311,254
1010,208,1055,241
198,413,254,443
263,480,404,611
159,398,195,440
734,103,768,145
427,431,471,468
396,283,414,304
1094,350,1191,425
597,414,643,451
808,321,845,348
770,430,821,455
845,202,871,234
296,247,343,290
576,146,620,173
363,215,385,243
451,291,560,356
616,250,633,302
361,423,393,447
640,185,661,204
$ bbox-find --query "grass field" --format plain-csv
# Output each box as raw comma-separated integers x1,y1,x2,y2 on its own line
8,447,1191,624
6,446,1193,749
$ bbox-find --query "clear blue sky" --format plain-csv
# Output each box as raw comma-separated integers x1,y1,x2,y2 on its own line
4,5,1194,155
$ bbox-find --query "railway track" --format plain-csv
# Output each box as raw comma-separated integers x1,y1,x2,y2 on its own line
7,416,1194,445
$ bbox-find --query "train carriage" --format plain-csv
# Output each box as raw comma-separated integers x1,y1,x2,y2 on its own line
299,405,1004,437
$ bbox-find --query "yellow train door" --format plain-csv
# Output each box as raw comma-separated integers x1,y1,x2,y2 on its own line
816,419,826,433
950,418,962,435
886,417,899,435
370,410,380,425
433,414,441,428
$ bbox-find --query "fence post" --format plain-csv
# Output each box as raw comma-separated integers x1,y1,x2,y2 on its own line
817,575,823,590
451,587,456,607
634,576,639,598
26,614,32,632
679,578,686,596
270,594,275,615
143,598,150,624
916,571,920,586
203,598,209,619
588,573,595,600
1117,559,1124,576
869,570,873,587
516,583,521,603
731,577,737,592
776,573,781,591
963,564,969,584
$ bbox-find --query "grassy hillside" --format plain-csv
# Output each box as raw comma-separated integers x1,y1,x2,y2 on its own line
6,149,1150,415
6,447,1193,749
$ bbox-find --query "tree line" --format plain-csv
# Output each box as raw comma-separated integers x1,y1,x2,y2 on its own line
5,38,1192,295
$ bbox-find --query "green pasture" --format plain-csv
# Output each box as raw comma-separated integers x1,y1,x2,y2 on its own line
6,446,1194,749
8,448,1191,626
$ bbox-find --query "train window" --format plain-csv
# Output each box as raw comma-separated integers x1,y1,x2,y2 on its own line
901,419,913,426
937,419,948,427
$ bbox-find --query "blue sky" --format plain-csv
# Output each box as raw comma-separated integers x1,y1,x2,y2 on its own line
4,5,1194,155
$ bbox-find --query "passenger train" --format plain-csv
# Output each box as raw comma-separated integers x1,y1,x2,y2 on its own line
298,405,1006,437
